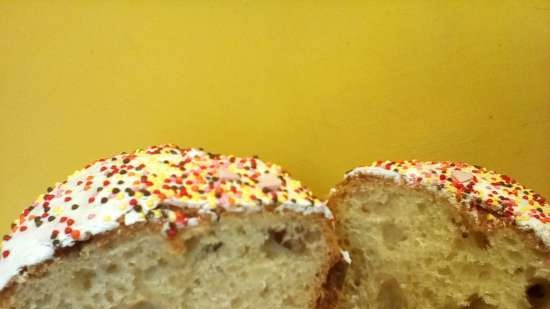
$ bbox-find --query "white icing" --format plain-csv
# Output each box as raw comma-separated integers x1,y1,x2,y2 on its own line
346,167,401,183
518,218,550,247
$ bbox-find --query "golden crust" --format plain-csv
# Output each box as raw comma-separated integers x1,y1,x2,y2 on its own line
315,256,348,309
313,216,345,309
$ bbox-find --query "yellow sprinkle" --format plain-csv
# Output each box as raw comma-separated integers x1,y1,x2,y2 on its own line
151,209,162,218
53,206,63,216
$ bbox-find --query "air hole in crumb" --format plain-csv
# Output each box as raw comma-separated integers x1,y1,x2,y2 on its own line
526,278,550,308
513,267,524,275
460,294,496,309
194,278,201,287
236,226,246,235
240,245,250,257
184,236,200,252
157,258,168,267
376,277,407,309
269,228,287,245
231,297,243,306
262,228,300,257
287,238,307,253
283,296,297,306
471,231,490,249
381,222,407,248
262,230,286,257
304,230,321,242
260,285,270,297
462,231,491,249
202,241,224,253
437,266,451,276
422,288,434,298
72,269,95,290
105,263,119,274
122,248,137,259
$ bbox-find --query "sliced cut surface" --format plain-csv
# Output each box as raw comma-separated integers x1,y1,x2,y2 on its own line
1,212,339,309
331,178,550,309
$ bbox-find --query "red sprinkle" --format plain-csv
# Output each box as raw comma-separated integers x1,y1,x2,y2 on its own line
71,230,81,240
166,227,177,239
175,212,187,225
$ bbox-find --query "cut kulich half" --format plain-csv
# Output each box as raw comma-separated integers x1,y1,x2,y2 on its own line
0,145,343,309
329,161,549,309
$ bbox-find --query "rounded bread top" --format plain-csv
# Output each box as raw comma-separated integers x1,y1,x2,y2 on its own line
346,160,549,248
0,144,330,290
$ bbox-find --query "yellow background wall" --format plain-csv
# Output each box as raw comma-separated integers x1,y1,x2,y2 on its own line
0,1,549,232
